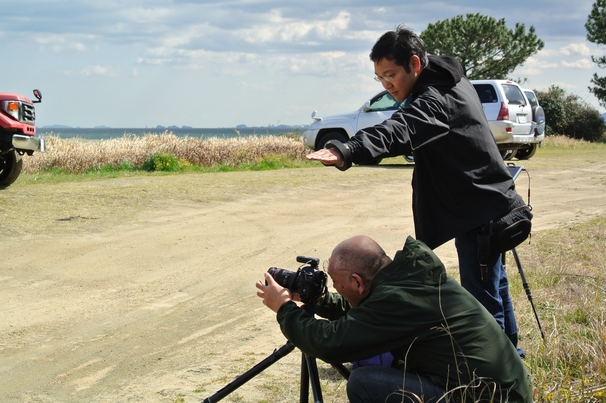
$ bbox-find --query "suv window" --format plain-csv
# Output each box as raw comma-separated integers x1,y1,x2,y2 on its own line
367,92,401,112
474,84,498,103
502,84,526,105
524,90,539,108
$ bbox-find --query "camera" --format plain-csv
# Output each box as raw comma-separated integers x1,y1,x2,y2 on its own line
267,256,327,308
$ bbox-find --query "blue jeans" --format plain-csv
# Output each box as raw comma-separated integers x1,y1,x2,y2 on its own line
455,229,519,348
347,366,446,403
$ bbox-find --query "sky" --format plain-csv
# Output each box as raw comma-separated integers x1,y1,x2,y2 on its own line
2,0,605,128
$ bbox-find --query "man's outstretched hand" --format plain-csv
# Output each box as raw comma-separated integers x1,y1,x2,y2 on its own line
306,148,343,166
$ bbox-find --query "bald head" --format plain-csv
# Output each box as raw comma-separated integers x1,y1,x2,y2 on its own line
331,236,392,281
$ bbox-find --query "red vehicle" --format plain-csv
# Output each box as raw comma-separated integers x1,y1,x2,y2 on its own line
0,89,44,187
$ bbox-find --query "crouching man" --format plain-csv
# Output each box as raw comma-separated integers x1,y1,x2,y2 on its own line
256,235,532,403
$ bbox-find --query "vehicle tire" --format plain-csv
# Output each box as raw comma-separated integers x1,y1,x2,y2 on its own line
515,144,537,160
500,149,517,161
0,150,23,187
317,131,348,150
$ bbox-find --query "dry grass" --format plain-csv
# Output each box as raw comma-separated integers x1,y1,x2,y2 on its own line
541,134,605,150
23,132,309,173
509,216,606,402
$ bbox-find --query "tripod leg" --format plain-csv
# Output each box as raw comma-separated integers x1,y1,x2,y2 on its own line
300,353,309,403
303,353,324,403
511,248,545,340
202,341,295,403
330,362,350,380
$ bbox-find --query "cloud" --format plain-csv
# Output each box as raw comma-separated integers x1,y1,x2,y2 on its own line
116,6,175,24
63,65,120,77
540,43,596,57
515,56,558,75
560,43,594,57
34,34,92,53
281,51,369,77
561,58,595,69
237,10,352,46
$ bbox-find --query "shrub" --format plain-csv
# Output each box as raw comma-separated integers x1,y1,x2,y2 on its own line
142,152,186,172
536,85,606,142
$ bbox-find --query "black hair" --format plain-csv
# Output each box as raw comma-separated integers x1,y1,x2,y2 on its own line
369,24,428,73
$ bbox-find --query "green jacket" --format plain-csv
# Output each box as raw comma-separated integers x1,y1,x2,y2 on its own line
277,236,532,402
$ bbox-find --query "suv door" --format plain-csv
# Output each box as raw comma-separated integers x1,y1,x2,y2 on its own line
355,91,402,132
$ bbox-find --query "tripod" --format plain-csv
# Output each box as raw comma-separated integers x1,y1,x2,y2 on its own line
505,164,545,340
202,309,350,403
202,340,350,403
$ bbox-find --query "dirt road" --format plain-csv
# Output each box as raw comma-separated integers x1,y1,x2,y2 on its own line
1,149,605,402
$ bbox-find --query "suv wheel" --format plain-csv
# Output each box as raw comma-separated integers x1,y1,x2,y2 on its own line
500,149,517,161
515,144,537,160
317,131,348,150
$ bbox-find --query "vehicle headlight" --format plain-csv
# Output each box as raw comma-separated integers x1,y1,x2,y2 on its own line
1,100,21,120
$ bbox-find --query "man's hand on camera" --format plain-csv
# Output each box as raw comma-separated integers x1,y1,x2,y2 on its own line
306,148,343,167
256,273,293,313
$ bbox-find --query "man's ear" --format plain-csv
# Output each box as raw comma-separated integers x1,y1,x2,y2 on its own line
409,55,422,74
351,273,367,295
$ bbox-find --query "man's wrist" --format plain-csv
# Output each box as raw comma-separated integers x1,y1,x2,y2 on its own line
276,300,297,320
325,140,353,171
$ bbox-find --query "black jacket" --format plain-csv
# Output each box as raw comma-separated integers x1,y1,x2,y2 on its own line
346,56,523,249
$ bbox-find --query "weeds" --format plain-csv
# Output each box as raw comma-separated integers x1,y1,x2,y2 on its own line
510,216,606,402
23,132,311,176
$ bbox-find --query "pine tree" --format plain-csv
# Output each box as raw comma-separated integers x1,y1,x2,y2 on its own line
586,0,606,108
420,13,544,80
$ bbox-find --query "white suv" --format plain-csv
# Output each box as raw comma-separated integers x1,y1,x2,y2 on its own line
302,81,543,162
471,80,543,159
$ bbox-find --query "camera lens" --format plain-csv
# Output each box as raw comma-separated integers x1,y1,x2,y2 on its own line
267,267,298,291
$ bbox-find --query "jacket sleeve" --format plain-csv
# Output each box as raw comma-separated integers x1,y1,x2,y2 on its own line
314,291,350,320
276,288,424,364
348,88,450,165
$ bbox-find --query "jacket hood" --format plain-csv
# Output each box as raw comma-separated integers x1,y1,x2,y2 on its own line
375,236,446,288
412,55,464,96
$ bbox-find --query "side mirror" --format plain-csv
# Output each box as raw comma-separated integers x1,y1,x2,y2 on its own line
32,89,42,103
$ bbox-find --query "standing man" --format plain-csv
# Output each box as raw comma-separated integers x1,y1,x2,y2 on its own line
256,235,532,402
306,25,530,354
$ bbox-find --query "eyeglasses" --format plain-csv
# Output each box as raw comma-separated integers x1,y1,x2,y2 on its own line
374,66,403,83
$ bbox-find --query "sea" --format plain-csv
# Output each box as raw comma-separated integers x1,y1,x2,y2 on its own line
36,126,307,140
